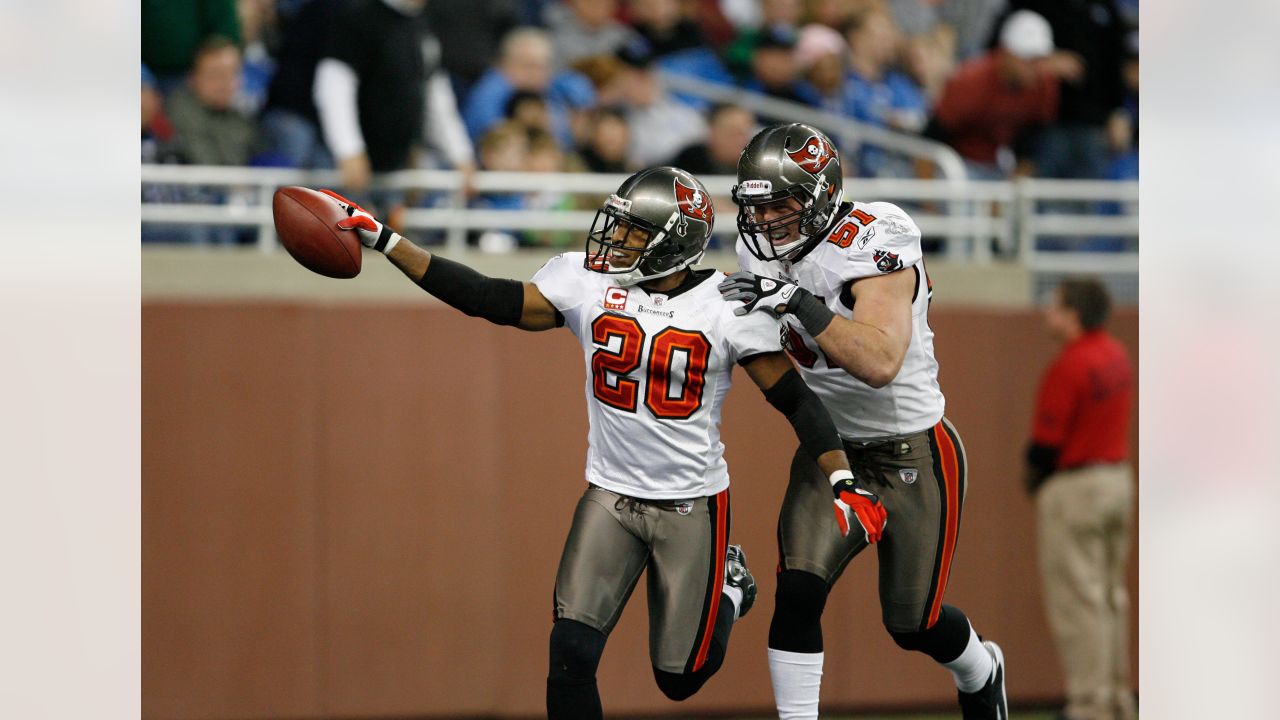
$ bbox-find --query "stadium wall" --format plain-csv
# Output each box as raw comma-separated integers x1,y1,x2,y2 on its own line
142,298,1137,719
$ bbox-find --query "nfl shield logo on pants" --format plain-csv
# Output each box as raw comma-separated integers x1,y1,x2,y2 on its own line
899,469,918,485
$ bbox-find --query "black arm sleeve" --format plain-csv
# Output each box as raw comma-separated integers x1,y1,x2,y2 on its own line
763,369,844,462
417,255,537,327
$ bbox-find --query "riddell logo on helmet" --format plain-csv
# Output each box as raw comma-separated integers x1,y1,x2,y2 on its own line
786,135,835,175
673,178,713,224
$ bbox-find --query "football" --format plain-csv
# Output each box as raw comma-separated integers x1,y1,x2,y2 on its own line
272,186,362,279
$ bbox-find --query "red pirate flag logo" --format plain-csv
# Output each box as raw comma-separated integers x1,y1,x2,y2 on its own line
873,248,902,273
785,134,835,176
673,177,714,225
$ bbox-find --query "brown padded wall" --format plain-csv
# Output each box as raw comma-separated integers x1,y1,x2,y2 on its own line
143,302,1138,719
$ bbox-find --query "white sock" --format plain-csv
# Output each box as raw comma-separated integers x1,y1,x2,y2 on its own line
722,585,744,620
768,648,824,720
943,626,994,693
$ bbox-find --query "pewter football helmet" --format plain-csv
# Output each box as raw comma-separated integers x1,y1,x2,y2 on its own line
584,166,715,286
732,123,845,262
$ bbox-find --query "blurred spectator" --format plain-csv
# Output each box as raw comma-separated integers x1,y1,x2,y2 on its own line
599,43,707,167
844,7,926,133
426,0,521,96
630,0,706,58
931,10,1059,178
313,0,475,194
794,23,848,112
505,91,554,136
235,0,276,113
672,103,755,175
463,28,598,149
843,7,928,176
744,27,813,104
142,65,175,163
142,0,242,92
544,0,638,68
1025,278,1135,720
810,0,861,31
576,106,631,173
723,0,803,81
258,0,335,169
523,130,580,247
998,0,1127,180
1103,29,1138,182
166,37,259,166
472,121,529,252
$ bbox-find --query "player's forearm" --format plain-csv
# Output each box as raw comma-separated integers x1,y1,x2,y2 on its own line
763,369,850,473
812,316,904,388
385,235,432,282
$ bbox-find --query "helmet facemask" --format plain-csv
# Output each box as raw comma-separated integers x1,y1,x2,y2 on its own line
733,179,842,262
584,196,698,287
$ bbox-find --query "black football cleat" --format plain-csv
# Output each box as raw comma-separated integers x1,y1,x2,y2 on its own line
958,640,1007,719
723,544,757,619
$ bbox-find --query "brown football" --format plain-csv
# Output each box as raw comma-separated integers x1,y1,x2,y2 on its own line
272,186,362,279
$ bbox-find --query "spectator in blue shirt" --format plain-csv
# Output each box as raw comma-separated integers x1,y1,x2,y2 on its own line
462,28,597,150
842,7,928,176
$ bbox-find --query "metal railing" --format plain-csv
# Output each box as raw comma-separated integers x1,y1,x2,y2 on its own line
141,165,1137,277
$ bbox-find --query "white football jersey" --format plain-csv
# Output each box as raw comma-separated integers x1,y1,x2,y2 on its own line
736,201,944,440
532,253,781,500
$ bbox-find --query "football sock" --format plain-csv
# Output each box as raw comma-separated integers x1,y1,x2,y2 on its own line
944,626,994,693
768,648,824,720
723,584,744,620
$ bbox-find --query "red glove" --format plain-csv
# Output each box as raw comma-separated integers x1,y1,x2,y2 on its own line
318,188,401,254
830,470,887,542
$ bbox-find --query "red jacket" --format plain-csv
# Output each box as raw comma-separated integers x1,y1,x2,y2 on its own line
934,52,1059,166
1032,330,1133,469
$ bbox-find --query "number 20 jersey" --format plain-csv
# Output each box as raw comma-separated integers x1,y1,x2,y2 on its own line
737,201,945,440
532,252,780,500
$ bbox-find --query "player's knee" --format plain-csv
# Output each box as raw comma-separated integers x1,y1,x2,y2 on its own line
774,569,829,619
549,619,606,681
887,604,970,663
652,667,709,701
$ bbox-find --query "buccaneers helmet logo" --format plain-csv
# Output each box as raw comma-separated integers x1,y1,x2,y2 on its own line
785,135,834,175
673,178,714,224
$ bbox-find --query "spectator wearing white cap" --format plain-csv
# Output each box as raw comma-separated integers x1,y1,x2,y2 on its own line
994,0,1128,180
929,9,1069,178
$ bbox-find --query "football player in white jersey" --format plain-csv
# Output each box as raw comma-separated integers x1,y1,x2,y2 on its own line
718,124,1008,719
315,167,886,719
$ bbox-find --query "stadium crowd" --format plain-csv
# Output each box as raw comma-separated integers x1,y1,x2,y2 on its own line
142,0,1138,247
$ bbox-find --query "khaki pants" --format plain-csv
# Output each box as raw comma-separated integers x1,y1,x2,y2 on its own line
1037,464,1136,720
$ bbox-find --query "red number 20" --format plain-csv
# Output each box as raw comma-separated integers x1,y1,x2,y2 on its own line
591,314,711,420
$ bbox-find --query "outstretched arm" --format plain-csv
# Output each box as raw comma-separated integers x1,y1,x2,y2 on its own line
321,189,562,332
742,352,887,542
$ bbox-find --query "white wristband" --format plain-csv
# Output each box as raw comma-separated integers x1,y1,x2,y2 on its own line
829,469,854,487
382,231,401,255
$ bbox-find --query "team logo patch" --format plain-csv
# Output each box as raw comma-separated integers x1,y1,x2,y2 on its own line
899,468,918,485
674,501,693,515
874,248,902,273
785,134,835,176
673,177,713,224
604,286,629,310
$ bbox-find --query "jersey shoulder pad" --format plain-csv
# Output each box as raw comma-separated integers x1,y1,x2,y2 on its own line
848,202,922,273
530,252,595,311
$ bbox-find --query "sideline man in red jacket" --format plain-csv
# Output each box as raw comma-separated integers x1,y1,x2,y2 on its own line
1026,278,1135,720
